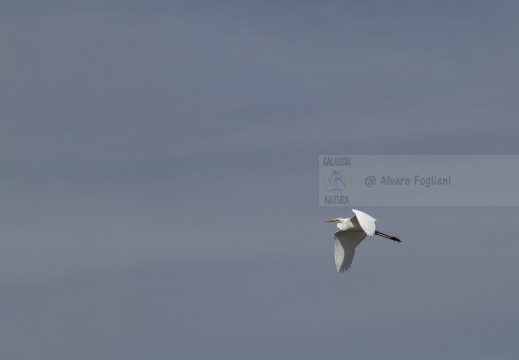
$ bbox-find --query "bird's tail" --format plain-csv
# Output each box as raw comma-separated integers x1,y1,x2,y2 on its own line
375,230,401,242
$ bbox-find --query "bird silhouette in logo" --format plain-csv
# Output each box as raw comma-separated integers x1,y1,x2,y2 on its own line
328,170,348,192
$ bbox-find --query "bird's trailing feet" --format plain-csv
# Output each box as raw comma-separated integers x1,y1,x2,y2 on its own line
375,230,401,242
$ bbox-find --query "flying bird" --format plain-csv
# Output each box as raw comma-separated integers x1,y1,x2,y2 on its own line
325,209,401,272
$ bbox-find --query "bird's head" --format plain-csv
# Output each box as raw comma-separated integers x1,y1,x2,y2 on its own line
325,218,348,231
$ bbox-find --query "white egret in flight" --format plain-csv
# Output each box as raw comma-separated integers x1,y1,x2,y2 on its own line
325,209,401,272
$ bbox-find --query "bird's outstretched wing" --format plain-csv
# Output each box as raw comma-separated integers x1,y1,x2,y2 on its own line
352,209,377,236
334,230,367,272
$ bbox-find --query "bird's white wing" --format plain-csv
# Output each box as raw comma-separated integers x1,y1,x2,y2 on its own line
334,230,367,272
352,209,377,236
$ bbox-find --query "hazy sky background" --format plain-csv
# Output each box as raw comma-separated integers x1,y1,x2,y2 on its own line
1,1,518,359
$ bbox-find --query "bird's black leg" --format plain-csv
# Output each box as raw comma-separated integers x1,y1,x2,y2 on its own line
375,230,401,242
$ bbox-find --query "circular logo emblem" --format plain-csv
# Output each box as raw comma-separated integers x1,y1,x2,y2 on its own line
322,169,352,193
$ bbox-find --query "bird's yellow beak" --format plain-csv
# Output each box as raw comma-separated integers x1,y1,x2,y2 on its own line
324,219,337,222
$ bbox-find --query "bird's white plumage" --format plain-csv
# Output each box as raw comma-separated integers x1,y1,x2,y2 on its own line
334,230,366,272
327,209,399,273
351,209,377,236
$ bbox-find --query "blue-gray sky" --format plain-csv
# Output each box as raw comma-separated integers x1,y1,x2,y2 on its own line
1,1,519,359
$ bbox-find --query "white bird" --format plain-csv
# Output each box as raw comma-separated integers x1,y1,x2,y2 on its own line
325,209,401,272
